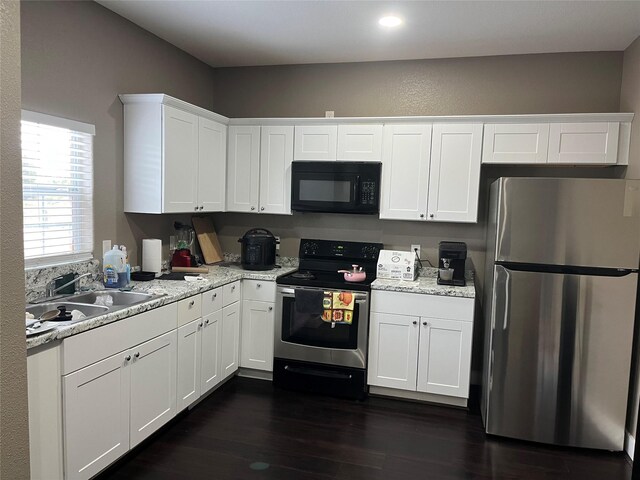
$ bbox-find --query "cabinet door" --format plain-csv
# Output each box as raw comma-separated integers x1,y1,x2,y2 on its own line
177,320,201,411
337,124,383,161
367,312,419,391
294,125,337,160
427,123,482,223
63,352,130,480
417,318,472,398
380,124,432,221
259,126,293,214
221,302,241,380
482,123,549,164
129,330,177,448
162,105,198,213
548,122,619,165
240,300,275,371
198,118,227,212
201,309,222,395
227,126,260,212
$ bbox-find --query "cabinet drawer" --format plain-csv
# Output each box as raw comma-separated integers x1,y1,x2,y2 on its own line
201,286,223,315
62,303,178,375
222,281,241,306
371,290,474,321
242,280,276,302
177,294,202,327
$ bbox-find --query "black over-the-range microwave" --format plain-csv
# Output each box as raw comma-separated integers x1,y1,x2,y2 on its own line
291,161,382,214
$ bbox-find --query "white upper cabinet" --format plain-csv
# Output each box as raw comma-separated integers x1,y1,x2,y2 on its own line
226,126,261,212
294,125,338,160
228,125,293,215
259,126,293,214
337,124,383,161
482,123,549,164
380,124,432,221
427,124,483,223
198,117,227,212
121,94,229,214
548,122,620,165
162,106,199,213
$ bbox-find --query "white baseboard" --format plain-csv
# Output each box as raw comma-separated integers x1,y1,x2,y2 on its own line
626,431,635,461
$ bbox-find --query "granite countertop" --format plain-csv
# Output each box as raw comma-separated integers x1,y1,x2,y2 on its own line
371,267,476,298
26,261,298,350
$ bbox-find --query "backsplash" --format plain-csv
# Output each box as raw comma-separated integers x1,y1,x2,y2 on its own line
25,259,102,303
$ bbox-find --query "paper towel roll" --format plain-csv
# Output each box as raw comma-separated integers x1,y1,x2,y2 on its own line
142,239,162,273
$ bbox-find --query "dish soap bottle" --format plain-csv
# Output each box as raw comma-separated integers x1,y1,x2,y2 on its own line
103,245,126,288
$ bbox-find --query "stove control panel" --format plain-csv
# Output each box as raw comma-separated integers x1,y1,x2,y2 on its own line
299,239,383,261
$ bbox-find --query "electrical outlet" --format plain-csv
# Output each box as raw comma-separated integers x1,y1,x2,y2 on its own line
275,236,281,250
411,244,421,259
325,110,335,118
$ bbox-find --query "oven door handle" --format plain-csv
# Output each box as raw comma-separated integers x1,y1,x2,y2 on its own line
279,288,368,302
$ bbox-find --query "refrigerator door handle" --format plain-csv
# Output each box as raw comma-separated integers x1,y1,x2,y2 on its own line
503,268,511,330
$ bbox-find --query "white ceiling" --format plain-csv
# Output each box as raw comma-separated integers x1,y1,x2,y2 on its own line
98,0,640,68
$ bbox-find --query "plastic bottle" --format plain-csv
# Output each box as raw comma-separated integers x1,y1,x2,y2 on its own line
103,245,127,288
120,245,131,285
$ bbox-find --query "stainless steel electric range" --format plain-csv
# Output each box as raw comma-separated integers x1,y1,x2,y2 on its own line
274,238,383,399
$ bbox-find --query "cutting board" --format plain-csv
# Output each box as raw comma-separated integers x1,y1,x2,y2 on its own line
191,217,224,264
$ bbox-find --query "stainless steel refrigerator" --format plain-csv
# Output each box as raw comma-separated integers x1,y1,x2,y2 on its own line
482,177,640,451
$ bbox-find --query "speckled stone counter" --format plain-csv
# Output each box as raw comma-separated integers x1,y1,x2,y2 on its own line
371,267,476,298
26,261,298,350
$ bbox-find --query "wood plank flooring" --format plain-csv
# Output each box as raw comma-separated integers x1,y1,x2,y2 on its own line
98,377,631,480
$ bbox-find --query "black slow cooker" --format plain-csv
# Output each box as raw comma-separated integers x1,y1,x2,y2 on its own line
238,228,278,270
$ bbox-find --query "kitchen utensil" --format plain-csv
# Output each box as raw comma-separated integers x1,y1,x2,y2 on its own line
238,228,278,270
439,268,454,281
338,264,367,282
131,271,156,281
171,266,209,274
39,309,62,321
192,217,224,264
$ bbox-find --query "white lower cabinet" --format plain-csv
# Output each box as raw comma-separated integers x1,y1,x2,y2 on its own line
64,330,177,479
200,309,222,394
63,351,131,480
177,320,202,411
368,291,474,402
221,302,241,380
240,300,275,371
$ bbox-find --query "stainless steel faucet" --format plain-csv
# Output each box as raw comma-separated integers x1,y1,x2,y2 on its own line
45,273,92,298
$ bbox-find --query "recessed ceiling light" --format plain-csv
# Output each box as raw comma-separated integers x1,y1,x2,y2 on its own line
379,16,403,28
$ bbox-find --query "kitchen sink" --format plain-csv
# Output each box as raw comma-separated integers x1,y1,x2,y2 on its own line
68,291,157,306
26,302,110,322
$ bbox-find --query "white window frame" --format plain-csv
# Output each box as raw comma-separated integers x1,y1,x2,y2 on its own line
21,110,95,269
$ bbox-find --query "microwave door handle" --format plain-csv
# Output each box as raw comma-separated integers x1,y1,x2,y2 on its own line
354,176,361,204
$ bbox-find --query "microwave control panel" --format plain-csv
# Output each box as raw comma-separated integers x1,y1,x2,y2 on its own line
360,181,377,205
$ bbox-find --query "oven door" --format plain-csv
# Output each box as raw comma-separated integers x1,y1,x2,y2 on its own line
274,285,370,369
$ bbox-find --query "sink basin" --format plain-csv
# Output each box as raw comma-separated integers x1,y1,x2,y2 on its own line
68,291,156,307
26,302,109,322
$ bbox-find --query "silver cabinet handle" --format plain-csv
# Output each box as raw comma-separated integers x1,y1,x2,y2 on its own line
189,300,195,307
429,214,434,218
198,322,203,328
422,321,428,326
125,355,131,362
134,352,140,358
250,206,255,211
212,293,217,299
420,214,425,218
260,207,265,211
231,285,236,291
257,283,261,288
200,206,204,211
194,206,198,211
412,320,418,325
268,306,273,311
205,319,210,325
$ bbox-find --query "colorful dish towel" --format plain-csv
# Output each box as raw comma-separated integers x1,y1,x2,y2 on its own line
321,291,355,324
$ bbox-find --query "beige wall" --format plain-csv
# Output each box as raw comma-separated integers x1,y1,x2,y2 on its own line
212,52,623,118
620,35,640,442
20,1,216,266
0,0,30,478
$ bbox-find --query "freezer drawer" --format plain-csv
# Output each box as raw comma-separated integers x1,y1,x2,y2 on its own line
486,265,637,450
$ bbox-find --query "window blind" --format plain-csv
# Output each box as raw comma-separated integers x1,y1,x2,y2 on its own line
21,111,95,267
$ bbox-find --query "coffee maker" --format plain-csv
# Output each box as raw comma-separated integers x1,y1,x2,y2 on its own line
437,241,467,286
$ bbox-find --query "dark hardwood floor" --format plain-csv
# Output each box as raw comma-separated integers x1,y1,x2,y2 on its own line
98,377,631,480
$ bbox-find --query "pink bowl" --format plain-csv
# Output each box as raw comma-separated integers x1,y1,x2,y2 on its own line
338,270,367,282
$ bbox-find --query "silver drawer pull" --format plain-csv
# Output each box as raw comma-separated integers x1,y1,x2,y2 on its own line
125,355,131,362
189,300,195,307
268,306,273,311
212,293,217,299
257,284,261,288
205,319,210,325
134,352,140,358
